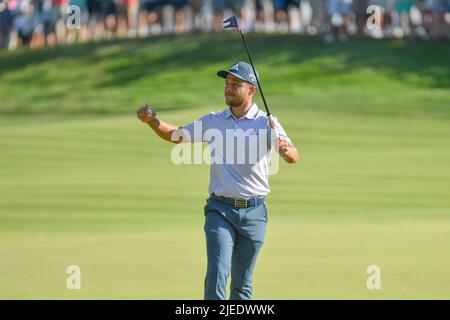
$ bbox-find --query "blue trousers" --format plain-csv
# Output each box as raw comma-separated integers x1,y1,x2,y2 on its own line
203,196,268,300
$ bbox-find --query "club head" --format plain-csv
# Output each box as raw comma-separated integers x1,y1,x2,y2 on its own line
223,16,239,31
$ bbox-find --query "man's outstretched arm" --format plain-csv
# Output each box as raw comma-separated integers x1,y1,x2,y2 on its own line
137,105,183,144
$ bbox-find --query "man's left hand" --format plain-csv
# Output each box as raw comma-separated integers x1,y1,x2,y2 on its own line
277,137,298,164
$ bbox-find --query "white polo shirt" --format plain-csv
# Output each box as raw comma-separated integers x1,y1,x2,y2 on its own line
180,103,290,199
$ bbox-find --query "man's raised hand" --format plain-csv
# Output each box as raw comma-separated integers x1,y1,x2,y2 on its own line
137,104,157,124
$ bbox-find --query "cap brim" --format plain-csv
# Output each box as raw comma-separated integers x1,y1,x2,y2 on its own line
217,70,257,88
217,70,230,79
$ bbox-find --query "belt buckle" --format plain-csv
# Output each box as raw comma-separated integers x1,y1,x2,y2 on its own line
234,198,247,208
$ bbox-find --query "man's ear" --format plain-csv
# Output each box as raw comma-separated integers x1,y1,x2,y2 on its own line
249,85,257,96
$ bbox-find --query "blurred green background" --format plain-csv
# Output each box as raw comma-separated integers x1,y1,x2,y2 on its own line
0,33,449,299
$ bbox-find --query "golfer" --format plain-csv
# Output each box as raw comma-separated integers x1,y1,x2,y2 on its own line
137,61,298,300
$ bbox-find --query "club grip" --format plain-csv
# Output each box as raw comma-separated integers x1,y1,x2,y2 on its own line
268,114,280,141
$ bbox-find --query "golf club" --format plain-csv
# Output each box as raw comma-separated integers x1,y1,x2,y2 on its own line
223,16,279,134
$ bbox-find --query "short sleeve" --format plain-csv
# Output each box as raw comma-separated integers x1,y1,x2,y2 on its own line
272,117,291,141
177,112,215,143
266,116,292,150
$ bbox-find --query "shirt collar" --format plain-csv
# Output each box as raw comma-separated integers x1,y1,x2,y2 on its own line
224,103,259,120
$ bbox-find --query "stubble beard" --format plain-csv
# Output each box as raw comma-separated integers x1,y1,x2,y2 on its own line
225,95,242,108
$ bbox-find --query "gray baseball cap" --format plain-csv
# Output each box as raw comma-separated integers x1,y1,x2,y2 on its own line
217,61,259,89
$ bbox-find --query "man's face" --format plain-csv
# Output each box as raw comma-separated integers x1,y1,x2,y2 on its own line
224,74,256,107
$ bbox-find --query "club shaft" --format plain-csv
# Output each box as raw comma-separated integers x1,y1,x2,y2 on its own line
239,31,271,116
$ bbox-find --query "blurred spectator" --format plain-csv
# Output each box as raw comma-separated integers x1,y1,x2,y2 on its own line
324,0,352,43
1,0,449,51
309,0,325,34
423,0,450,39
366,0,395,38
391,0,414,37
168,0,188,33
122,0,139,37
103,0,118,39
352,0,368,34
297,0,314,34
13,0,38,47
86,0,102,40
272,0,309,33
253,0,266,31
32,0,56,46
66,0,89,43
0,0,13,49
187,0,203,31
51,0,67,43
272,0,290,32
212,0,245,31
139,0,162,36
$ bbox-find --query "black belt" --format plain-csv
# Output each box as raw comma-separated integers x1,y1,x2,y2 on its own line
210,193,265,208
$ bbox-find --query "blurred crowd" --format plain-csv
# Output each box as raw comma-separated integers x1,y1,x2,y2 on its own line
0,0,449,50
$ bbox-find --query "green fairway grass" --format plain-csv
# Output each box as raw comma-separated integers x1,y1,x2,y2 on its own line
1,34,450,299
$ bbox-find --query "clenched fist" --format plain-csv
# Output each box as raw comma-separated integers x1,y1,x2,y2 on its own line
137,104,157,124
277,137,291,157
